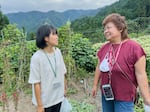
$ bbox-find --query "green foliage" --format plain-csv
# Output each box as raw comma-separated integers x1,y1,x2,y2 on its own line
96,0,150,19
134,17,150,30
27,32,36,41
58,21,73,53
0,10,9,36
58,22,77,78
127,20,140,35
26,40,37,56
74,68,88,79
143,27,150,34
0,23,39,111
0,25,35,111
71,0,150,43
58,23,97,79
82,28,105,43
67,88,78,95
0,24,32,97
127,17,150,37
70,99,95,112
134,98,144,112
0,24,23,43
72,34,96,72
71,17,105,43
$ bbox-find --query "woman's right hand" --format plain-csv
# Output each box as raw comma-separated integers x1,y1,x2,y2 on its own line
92,85,97,98
37,106,44,112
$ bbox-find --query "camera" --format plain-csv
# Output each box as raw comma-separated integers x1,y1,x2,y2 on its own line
102,84,114,100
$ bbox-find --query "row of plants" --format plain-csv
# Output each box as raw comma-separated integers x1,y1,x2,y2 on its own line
0,23,96,111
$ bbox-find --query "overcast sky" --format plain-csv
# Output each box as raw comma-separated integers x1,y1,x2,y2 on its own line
0,0,119,14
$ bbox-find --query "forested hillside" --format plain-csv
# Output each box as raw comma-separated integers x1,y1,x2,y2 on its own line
71,0,150,43
95,0,150,19
6,9,100,33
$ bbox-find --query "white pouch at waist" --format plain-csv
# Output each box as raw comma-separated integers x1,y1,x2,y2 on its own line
144,104,150,112
60,97,72,112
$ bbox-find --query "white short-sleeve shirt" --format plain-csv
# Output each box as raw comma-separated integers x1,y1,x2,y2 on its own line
28,48,67,108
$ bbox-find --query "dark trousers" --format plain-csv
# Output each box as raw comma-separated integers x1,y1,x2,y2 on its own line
45,102,62,112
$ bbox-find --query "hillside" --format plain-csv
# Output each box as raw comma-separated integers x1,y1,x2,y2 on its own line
95,0,150,19
72,0,150,29
6,9,100,33
71,0,150,43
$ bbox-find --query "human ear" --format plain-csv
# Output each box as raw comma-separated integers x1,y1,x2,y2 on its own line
44,37,49,42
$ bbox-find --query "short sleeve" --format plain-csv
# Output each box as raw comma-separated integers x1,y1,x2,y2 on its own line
97,42,110,62
97,49,101,58
133,43,146,64
58,48,67,75
28,55,41,84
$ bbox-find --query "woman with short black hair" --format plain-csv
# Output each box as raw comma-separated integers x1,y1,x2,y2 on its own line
29,24,67,112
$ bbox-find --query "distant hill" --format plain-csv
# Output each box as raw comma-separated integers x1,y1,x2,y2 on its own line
6,9,100,33
71,0,150,32
95,0,150,19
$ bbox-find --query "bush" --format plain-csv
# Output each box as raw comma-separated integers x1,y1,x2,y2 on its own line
70,99,95,112
72,35,96,72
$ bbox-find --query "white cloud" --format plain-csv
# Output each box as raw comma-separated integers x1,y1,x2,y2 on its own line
0,0,119,14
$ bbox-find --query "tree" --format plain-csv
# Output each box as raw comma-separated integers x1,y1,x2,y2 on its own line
0,9,9,37
58,22,76,78
72,34,96,72
0,23,28,111
0,24,23,44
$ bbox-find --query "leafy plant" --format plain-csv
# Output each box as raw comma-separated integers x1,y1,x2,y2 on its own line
70,99,95,112
0,24,29,111
134,98,144,112
72,34,96,72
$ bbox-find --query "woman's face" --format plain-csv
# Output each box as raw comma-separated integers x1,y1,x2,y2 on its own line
46,31,58,47
104,22,122,42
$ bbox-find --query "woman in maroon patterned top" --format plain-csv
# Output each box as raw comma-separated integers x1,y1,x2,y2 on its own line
92,13,150,112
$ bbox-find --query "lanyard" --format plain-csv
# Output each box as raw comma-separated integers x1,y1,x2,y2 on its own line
109,42,123,72
44,51,57,78
108,42,123,84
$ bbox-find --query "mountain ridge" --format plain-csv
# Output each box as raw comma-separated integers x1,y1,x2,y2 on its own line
6,8,100,33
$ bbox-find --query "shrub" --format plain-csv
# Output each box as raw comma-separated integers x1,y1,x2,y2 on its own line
72,34,96,72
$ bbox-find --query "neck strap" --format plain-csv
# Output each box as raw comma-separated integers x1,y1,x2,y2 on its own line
108,42,123,84
44,50,57,77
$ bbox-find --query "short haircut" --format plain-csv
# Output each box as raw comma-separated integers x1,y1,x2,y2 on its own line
102,13,129,40
36,24,57,49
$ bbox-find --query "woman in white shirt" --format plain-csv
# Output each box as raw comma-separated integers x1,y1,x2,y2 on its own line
28,25,67,112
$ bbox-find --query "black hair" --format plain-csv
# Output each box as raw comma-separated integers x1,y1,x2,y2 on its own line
36,24,57,49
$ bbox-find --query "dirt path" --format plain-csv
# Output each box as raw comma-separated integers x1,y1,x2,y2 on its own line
0,78,102,112
0,92,36,112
